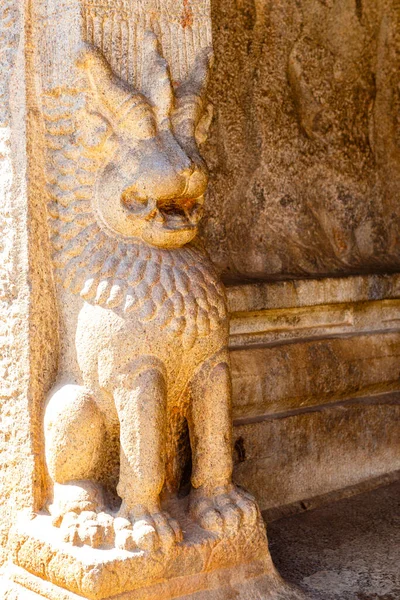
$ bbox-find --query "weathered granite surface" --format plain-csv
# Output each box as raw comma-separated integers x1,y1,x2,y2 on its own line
227,275,400,511
1,1,399,599
202,0,400,280
0,0,58,569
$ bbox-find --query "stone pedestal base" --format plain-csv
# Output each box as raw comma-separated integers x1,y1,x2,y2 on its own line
6,565,307,600
6,504,306,600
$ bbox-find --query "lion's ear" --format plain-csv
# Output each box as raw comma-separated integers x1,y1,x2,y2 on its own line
172,48,214,143
141,32,174,126
195,103,213,145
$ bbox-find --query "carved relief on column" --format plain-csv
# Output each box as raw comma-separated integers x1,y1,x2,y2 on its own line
6,1,301,598
1,0,58,569
0,0,21,566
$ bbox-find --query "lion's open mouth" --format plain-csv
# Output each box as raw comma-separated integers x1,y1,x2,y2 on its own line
156,201,204,231
122,194,204,232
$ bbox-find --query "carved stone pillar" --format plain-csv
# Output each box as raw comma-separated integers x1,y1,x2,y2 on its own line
1,1,304,599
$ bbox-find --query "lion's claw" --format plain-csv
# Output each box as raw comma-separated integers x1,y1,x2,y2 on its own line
190,486,259,537
57,506,182,552
59,510,114,548
114,510,182,552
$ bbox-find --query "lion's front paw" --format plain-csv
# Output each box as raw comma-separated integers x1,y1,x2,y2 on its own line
190,485,259,537
59,510,114,548
114,509,183,553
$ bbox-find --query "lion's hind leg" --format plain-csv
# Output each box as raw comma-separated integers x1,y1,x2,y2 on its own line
44,384,114,547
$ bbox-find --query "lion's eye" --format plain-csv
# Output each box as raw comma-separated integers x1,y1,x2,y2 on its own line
117,97,157,141
121,188,148,209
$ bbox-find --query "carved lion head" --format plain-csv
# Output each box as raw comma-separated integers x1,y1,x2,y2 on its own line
76,32,213,249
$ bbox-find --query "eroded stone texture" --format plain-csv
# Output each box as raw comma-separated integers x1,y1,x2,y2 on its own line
2,1,287,598
233,399,400,513
231,332,400,418
226,275,400,417
0,0,58,569
1,0,399,598
202,0,400,279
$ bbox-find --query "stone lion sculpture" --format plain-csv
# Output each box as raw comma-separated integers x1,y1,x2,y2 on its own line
42,32,258,553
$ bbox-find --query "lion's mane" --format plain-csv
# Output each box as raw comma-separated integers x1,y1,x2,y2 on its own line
43,89,226,348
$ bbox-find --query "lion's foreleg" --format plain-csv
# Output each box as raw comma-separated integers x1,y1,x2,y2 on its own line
188,352,259,536
114,366,167,516
112,365,183,552
189,351,233,495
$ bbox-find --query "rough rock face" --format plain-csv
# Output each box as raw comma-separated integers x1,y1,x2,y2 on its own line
0,0,59,569
1,1,399,598
202,0,400,280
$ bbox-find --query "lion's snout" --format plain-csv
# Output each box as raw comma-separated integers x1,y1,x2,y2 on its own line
95,146,206,249
121,163,206,212
121,159,198,207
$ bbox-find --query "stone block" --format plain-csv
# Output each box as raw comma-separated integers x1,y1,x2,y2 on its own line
231,332,400,418
8,507,273,600
233,400,400,512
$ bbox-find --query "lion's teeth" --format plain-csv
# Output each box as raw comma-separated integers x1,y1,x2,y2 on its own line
188,205,204,224
153,209,165,223
144,199,159,221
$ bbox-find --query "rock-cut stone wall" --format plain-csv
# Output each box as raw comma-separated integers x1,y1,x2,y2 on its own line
203,0,400,281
